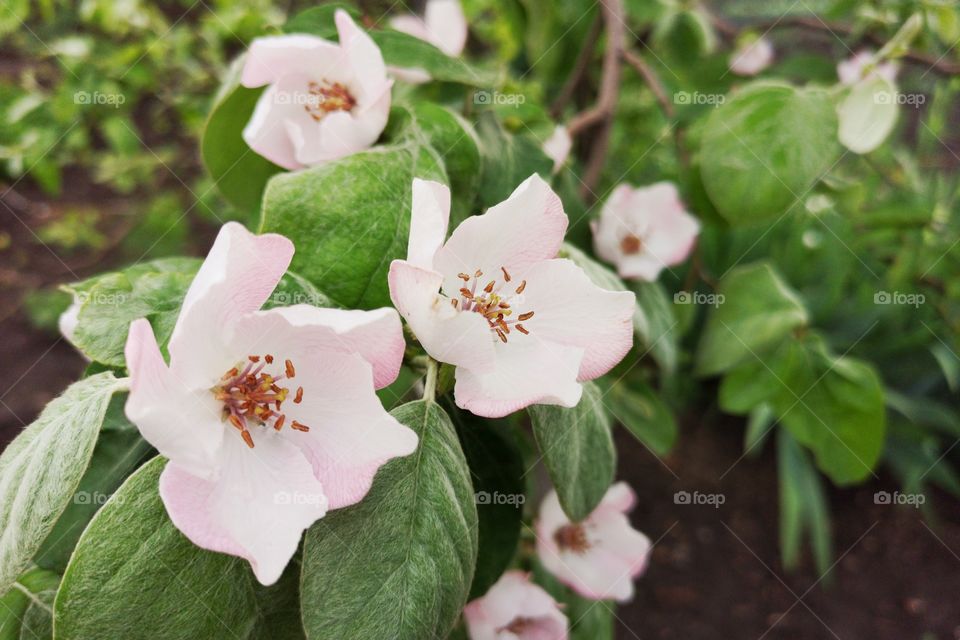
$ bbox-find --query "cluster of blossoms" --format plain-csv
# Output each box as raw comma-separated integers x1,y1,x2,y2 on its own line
89,4,703,636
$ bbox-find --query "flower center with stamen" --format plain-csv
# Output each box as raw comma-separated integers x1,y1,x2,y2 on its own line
452,267,535,344
498,616,538,635
303,81,357,121
554,523,591,554
620,233,643,255
212,354,309,449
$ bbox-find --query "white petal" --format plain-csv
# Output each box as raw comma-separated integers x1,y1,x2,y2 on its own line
543,125,572,174
229,306,405,389
124,319,223,479
290,82,392,165
241,34,343,88
336,9,387,99
454,338,584,418
159,433,328,586
389,260,496,372
407,178,451,270
242,78,315,170
515,259,635,380
277,350,418,509
167,222,293,388
424,0,468,56
434,174,567,296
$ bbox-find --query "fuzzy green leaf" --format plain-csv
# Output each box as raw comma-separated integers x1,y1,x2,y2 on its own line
529,382,616,521
0,372,124,595
300,401,478,640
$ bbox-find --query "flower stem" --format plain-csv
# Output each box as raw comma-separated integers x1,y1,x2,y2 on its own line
422,358,439,403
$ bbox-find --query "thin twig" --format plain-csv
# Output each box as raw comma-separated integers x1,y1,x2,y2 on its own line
551,13,604,117
622,48,691,168
570,0,625,199
567,0,624,138
712,13,960,75
622,48,674,119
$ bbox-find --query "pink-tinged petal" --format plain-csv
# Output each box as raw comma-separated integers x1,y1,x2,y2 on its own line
454,338,584,418
290,82,392,165
159,433,328,586
542,125,572,174
336,9,387,98
389,260,496,372
124,319,223,479
167,222,293,388
616,253,667,281
596,481,636,514
390,15,431,43
433,174,567,295
231,306,404,389
730,36,774,76
241,34,343,88
242,78,314,170
278,351,418,509
517,259,635,381
424,0,468,56
407,178,451,270
463,571,568,640
837,50,898,85
535,484,651,602
593,182,699,282
388,65,432,84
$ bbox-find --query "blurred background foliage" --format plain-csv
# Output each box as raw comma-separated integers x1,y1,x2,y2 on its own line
2,0,959,580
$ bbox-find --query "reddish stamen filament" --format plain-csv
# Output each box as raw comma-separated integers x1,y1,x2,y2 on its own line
304,81,357,121
214,355,310,448
454,267,535,343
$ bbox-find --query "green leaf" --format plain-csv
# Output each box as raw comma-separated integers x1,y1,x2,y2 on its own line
0,372,124,595
54,457,292,639
201,56,283,215
718,356,783,415
33,396,153,573
632,281,678,375
300,401,478,640
64,257,200,368
700,82,840,225
529,382,616,521
476,113,553,208
259,144,445,310
696,262,808,377
0,567,59,640
778,429,832,575
445,400,524,599
282,3,358,38
606,380,678,456
387,103,481,224
771,338,886,486
744,403,775,458
284,8,499,86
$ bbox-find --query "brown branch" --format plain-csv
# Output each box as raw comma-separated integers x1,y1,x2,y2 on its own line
567,0,624,139
622,48,674,119
622,48,692,169
569,0,625,200
550,13,603,117
712,13,960,76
